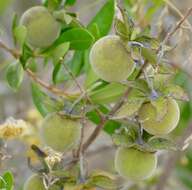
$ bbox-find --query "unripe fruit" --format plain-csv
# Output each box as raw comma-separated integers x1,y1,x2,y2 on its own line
115,147,157,180
90,35,135,82
24,174,59,190
138,98,180,135
40,113,81,152
20,6,60,48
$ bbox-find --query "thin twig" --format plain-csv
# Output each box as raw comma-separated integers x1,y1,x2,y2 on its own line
156,122,192,190
163,7,192,44
163,0,192,32
0,40,20,59
82,61,148,153
26,69,79,98
0,39,80,99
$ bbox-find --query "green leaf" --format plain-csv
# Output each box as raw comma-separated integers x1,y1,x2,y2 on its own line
43,0,63,10
87,23,100,40
0,171,14,190
114,18,129,40
67,51,84,77
141,47,157,65
51,42,70,64
52,62,63,84
31,83,64,116
148,137,177,151
164,84,189,101
3,172,14,190
55,28,94,50
88,170,117,189
19,43,33,67
53,10,73,24
151,97,168,121
13,25,27,47
87,0,115,37
115,98,144,119
65,0,76,6
89,83,127,104
112,125,137,147
6,61,24,90
85,67,100,88
11,13,18,45
86,107,121,135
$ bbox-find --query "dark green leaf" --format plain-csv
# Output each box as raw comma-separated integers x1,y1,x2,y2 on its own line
65,0,76,6
0,171,14,190
13,25,27,47
87,0,115,37
6,61,24,90
20,43,33,67
89,83,127,104
51,42,70,64
141,47,157,65
55,28,94,50
88,170,117,189
31,83,64,116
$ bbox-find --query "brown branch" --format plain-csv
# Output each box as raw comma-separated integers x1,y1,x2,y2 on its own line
163,7,192,45
156,122,192,190
26,69,79,98
0,40,20,59
82,61,148,153
163,0,192,32
0,39,80,99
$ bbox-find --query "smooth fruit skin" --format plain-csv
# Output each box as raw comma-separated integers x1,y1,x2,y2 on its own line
138,98,180,135
24,174,59,190
90,35,135,82
20,6,60,48
40,113,81,152
115,147,157,180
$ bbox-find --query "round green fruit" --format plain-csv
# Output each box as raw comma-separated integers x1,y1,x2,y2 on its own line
115,147,157,180
20,6,60,48
40,113,81,152
90,35,135,82
24,174,59,190
138,98,180,135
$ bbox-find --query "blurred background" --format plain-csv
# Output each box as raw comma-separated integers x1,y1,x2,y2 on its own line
0,0,192,189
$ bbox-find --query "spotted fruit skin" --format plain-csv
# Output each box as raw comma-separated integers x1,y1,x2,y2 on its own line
24,174,60,190
115,147,157,180
40,113,81,152
20,6,60,48
138,98,180,135
90,35,135,82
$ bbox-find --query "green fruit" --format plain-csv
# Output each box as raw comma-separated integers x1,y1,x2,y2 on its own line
20,6,60,48
40,113,81,152
115,147,157,180
24,174,59,190
138,98,180,135
90,35,135,82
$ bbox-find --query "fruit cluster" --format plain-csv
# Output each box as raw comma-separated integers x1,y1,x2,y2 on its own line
1,1,189,189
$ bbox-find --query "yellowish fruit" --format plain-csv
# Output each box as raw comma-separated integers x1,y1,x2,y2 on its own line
90,35,135,82
20,6,60,48
24,174,59,190
138,98,180,135
40,113,81,152
115,147,157,180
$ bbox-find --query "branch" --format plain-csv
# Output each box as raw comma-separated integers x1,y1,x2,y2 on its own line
163,7,192,45
26,69,79,98
82,61,148,153
163,0,192,32
0,40,20,59
0,39,80,99
156,122,192,190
